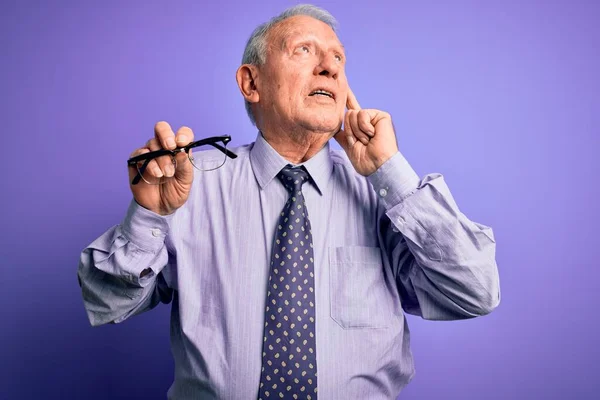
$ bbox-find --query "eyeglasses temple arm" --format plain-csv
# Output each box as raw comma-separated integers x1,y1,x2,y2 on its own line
130,159,151,185
209,142,238,159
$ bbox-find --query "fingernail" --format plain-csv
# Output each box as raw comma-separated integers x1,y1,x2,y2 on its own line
176,136,188,144
167,138,176,149
165,164,175,177
154,167,163,177
347,136,356,147
361,138,369,145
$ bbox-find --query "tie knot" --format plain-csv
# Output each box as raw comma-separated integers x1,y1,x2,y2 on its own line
277,165,309,193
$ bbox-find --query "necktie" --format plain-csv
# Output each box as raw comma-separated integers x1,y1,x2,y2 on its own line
258,165,318,399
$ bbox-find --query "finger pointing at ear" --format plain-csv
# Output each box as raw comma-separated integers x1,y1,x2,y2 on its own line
335,85,400,176
345,87,374,141
346,87,361,110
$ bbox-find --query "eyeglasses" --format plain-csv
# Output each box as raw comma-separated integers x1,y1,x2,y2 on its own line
127,135,238,185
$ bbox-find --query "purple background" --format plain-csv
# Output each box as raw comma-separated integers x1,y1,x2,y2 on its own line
2,0,598,399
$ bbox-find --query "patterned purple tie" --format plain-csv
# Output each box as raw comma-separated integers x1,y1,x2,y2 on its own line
258,165,318,400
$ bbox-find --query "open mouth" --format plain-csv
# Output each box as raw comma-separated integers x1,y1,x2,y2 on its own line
309,89,335,100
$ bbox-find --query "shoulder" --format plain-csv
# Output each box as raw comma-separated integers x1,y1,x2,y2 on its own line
330,148,353,170
326,148,380,212
328,148,376,194
329,148,365,183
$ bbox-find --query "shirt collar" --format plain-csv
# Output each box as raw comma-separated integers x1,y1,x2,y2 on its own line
249,132,334,195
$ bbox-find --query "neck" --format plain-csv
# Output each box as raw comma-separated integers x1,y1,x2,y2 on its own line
259,122,335,165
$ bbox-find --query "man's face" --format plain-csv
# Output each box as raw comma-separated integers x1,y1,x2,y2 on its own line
257,15,347,135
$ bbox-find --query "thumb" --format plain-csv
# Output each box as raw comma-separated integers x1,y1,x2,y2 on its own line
173,151,194,184
333,127,357,153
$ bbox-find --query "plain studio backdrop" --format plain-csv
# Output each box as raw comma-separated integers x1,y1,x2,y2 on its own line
1,0,598,399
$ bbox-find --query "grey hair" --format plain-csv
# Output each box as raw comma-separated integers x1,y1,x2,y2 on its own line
241,4,338,126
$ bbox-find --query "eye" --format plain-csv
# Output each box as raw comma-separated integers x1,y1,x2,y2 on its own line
334,54,343,62
294,43,313,55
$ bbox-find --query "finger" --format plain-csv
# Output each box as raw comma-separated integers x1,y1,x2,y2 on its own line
154,121,177,150
129,147,157,176
348,110,369,145
346,87,361,110
357,109,375,137
173,141,193,174
173,150,194,183
129,147,150,159
174,149,190,166
342,112,358,148
333,126,357,152
128,148,150,182
175,126,194,147
130,145,163,179
147,138,175,178
173,127,194,178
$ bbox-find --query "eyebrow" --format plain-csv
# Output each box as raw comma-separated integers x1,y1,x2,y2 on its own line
280,31,345,54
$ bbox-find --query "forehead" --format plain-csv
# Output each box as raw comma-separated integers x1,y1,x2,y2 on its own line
268,15,343,49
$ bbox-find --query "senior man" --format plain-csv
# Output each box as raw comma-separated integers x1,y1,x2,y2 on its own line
78,4,500,399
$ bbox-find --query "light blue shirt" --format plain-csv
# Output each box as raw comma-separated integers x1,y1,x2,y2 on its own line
78,133,500,399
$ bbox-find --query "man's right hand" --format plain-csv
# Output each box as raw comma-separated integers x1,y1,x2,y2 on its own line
128,121,195,216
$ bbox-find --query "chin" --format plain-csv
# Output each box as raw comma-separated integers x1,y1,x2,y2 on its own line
302,122,339,134
299,112,342,134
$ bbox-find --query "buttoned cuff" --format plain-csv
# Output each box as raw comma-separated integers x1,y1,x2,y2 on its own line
121,199,175,253
367,152,420,210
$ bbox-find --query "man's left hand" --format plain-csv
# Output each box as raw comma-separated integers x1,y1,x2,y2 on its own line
333,87,399,176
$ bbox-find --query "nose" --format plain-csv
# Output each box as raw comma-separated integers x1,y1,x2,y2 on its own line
314,52,340,79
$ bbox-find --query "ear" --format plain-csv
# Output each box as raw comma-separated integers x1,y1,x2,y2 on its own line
236,64,260,104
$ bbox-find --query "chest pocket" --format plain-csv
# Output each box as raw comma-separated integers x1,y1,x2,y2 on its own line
329,246,392,329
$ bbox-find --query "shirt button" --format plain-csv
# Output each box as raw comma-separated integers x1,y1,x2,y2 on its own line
151,228,161,237
392,227,399,233
379,188,388,197
397,216,405,225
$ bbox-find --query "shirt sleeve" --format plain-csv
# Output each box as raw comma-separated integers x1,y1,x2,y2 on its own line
368,152,501,320
77,199,175,326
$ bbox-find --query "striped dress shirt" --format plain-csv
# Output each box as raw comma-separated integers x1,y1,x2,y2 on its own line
78,132,500,399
